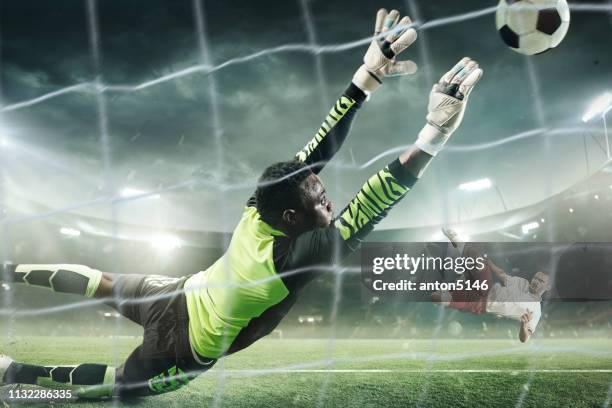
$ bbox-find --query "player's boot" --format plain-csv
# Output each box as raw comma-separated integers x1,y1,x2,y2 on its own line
0,354,15,385
442,227,467,255
442,228,459,247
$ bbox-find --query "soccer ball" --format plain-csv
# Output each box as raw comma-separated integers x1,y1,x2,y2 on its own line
496,0,570,55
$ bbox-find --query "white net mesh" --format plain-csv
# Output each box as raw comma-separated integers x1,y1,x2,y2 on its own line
1,1,612,406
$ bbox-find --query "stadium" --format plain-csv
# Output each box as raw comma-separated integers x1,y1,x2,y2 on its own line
1,0,611,406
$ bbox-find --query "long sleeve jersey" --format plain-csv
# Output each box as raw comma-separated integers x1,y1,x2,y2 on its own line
184,83,418,361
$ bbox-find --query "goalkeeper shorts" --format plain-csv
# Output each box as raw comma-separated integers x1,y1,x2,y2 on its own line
106,274,216,397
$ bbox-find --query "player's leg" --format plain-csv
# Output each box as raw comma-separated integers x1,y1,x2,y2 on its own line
431,229,467,307
0,263,149,327
113,275,215,397
1,274,211,399
1,263,111,299
0,349,206,399
1,354,116,399
0,268,118,399
114,343,210,398
102,274,186,327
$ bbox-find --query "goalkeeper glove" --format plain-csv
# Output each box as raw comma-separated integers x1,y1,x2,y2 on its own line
352,8,418,95
415,57,483,156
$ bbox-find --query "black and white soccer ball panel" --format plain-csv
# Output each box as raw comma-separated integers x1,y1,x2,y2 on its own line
496,0,570,55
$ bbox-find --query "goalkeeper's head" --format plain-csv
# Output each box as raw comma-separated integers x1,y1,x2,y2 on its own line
255,160,333,235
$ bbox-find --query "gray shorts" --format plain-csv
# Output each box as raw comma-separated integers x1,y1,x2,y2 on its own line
106,274,215,397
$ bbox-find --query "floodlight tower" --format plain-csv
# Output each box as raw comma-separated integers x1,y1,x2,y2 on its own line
458,177,508,218
582,92,612,159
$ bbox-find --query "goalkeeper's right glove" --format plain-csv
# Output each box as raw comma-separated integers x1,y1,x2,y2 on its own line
352,8,418,95
415,57,483,156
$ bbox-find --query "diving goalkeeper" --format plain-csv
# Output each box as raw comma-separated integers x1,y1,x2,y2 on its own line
0,9,483,399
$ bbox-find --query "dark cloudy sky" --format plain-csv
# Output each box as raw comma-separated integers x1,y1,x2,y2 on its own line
0,0,611,234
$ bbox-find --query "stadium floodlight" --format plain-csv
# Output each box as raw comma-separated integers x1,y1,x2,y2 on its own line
151,234,182,251
499,231,522,240
521,221,539,234
458,177,508,212
120,187,160,199
582,92,612,122
60,227,81,237
299,315,322,324
458,178,492,192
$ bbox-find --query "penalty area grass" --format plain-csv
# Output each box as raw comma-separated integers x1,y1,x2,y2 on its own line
1,337,611,407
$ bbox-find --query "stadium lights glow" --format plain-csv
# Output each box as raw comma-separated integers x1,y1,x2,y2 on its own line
298,315,322,324
458,178,492,192
582,92,612,122
0,138,8,148
499,231,522,240
569,208,574,213
521,221,539,234
59,227,81,237
120,187,160,199
540,218,545,223
594,194,599,200
151,234,182,251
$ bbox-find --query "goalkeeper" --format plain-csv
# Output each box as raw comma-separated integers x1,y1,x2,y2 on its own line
1,9,483,399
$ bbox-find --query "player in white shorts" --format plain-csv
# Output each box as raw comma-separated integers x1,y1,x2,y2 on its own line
432,229,551,343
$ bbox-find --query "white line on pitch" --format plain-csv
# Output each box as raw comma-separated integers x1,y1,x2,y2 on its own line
219,369,612,374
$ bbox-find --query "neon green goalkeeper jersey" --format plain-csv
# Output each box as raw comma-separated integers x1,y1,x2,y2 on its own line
184,83,417,359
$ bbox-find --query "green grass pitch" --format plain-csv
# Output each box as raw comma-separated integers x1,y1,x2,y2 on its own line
1,337,611,407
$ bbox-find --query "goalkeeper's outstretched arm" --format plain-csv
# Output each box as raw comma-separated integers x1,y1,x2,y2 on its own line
295,8,419,174
289,57,484,266
294,84,366,174
338,57,483,250
223,57,484,356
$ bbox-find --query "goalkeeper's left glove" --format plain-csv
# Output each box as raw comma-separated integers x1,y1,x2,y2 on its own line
352,8,418,95
415,57,483,156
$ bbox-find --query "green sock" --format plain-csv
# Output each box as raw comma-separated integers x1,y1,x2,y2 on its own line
4,361,115,399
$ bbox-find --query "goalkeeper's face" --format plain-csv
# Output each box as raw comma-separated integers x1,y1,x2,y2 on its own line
299,174,333,229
